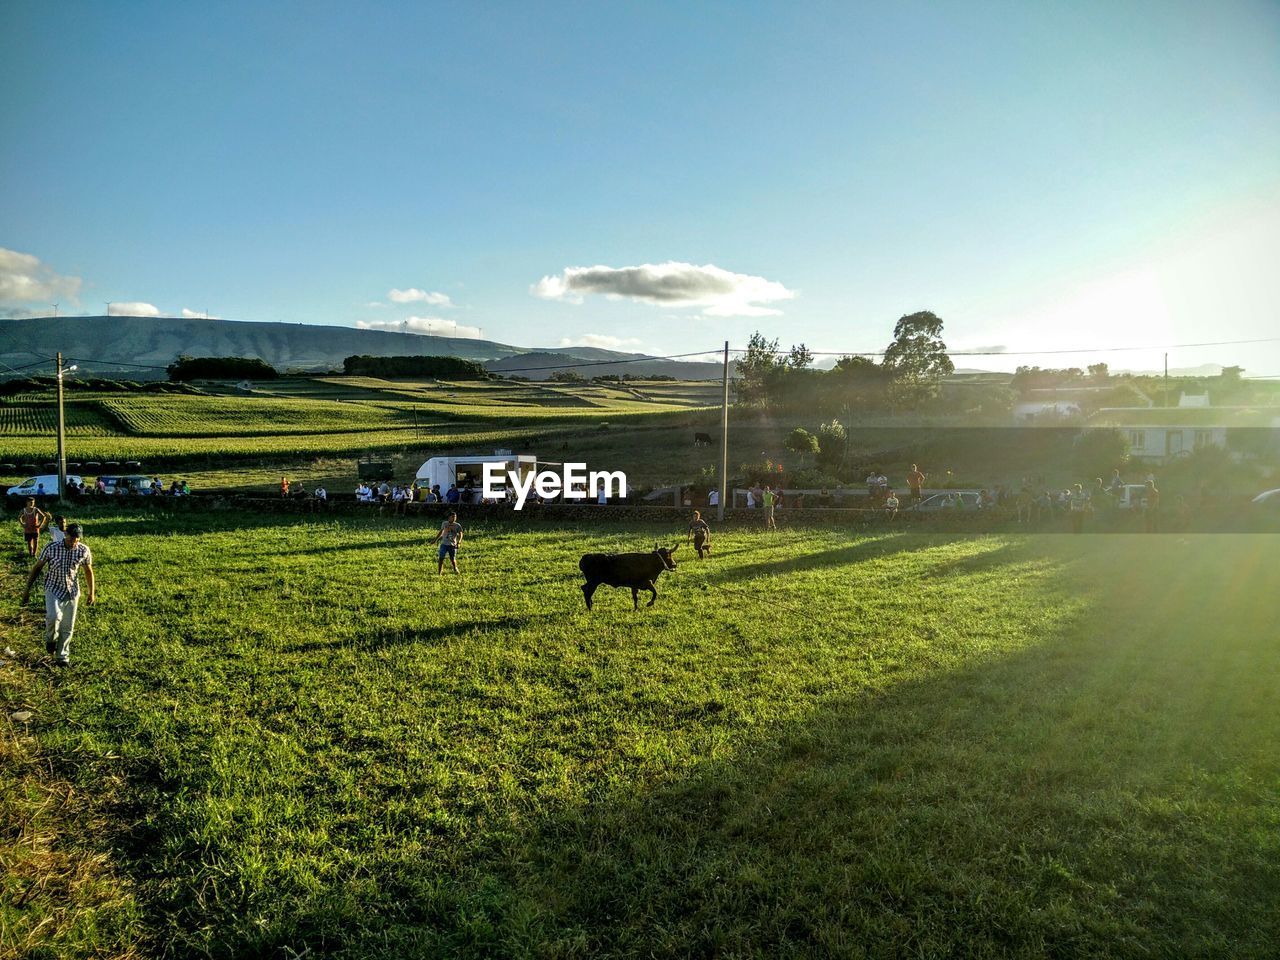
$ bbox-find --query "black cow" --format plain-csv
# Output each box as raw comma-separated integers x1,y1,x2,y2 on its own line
579,547,679,610
693,432,714,447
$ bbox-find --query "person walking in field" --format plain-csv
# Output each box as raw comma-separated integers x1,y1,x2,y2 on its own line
431,512,464,574
21,522,95,668
907,464,925,505
18,498,49,557
687,510,712,558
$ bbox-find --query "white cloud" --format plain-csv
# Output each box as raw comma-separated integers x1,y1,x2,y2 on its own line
110,301,160,317
0,247,82,305
356,316,482,339
388,288,454,306
181,308,221,319
532,261,795,317
558,334,643,350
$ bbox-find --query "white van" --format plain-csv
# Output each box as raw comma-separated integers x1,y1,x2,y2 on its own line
7,474,83,498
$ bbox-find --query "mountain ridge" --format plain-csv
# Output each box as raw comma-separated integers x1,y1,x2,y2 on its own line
0,315,723,380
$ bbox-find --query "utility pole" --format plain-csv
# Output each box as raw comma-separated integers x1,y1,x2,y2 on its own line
52,303,59,317
718,340,729,521
55,353,67,501
105,302,112,317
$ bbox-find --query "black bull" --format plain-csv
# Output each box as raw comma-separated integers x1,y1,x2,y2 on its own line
579,547,679,610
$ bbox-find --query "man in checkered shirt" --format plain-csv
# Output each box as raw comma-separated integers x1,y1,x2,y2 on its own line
21,522,96,668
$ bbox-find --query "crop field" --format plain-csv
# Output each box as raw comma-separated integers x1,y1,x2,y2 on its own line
0,402,119,438
3,514,1277,958
0,380,715,466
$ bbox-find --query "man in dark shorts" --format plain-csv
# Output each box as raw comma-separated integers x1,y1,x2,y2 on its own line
432,512,464,574
18,498,49,557
907,464,925,505
687,510,712,559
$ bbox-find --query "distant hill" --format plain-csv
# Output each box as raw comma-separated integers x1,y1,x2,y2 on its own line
485,350,722,380
0,316,723,380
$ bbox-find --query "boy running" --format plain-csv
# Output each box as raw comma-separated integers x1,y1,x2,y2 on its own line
431,512,464,574
687,510,712,558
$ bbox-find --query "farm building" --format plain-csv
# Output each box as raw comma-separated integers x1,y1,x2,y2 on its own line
1087,397,1280,463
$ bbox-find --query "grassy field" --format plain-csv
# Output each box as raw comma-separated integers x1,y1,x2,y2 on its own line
3,512,1277,958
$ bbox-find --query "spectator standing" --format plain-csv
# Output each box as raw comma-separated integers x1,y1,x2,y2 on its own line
1143,481,1161,532
708,489,719,509
763,485,777,531
281,476,290,498
21,522,95,668
1069,483,1092,533
18,499,49,557
907,464,925,504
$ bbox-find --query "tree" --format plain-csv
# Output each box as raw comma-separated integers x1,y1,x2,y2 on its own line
167,355,278,381
1072,427,1129,477
827,354,893,413
881,311,955,407
788,343,814,370
1088,362,1109,382
548,370,586,383
734,331,783,407
815,419,848,472
785,427,819,463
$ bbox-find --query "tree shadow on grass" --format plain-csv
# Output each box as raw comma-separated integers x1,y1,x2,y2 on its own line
699,532,979,585
91,538,1280,958
286,613,565,653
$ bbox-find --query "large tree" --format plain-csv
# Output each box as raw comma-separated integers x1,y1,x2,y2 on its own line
881,311,955,406
734,332,783,407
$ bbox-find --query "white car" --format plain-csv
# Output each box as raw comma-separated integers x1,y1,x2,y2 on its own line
7,474,83,498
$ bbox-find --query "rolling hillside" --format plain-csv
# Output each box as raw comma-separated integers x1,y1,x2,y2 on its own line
0,316,723,380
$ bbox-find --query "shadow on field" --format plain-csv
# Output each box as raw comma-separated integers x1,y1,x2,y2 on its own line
91,537,1280,958
287,613,565,653
701,533,933,583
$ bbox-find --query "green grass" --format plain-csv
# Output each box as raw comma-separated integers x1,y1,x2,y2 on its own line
0,382,716,464
3,514,1277,957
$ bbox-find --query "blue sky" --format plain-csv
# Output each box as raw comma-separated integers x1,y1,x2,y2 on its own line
3,1,1278,373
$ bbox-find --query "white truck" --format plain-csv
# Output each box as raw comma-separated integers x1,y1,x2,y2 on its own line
415,453,537,501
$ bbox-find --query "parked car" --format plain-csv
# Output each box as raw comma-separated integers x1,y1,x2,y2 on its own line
910,491,983,512
7,474,83,499
1113,483,1153,510
1251,488,1280,531
97,474,154,495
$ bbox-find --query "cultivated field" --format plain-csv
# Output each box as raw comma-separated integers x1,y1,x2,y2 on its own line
0,379,720,466
3,513,1277,957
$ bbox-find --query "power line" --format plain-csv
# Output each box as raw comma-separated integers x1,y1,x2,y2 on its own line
735,336,1280,357
489,349,722,373
64,356,171,371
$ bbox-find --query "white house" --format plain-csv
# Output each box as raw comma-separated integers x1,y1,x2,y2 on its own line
1087,399,1280,463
